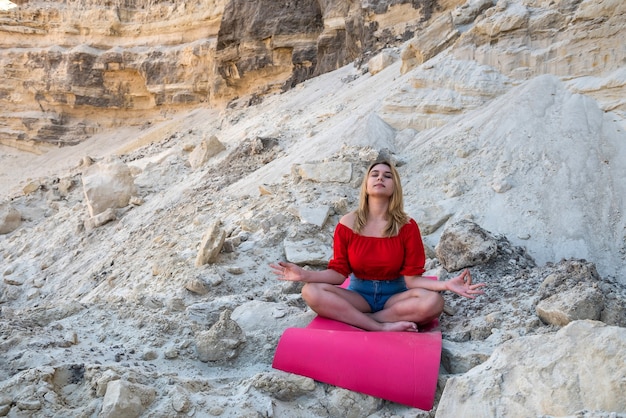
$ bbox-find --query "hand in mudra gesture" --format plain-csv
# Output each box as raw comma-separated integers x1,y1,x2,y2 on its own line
270,261,305,282
445,269,486,299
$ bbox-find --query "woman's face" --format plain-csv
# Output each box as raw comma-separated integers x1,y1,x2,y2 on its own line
366,163,394,198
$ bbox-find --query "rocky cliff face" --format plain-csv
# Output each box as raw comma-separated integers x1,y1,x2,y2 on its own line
0,0,444,148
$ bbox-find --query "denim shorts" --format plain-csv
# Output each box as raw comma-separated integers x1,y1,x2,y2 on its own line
347,274,407,312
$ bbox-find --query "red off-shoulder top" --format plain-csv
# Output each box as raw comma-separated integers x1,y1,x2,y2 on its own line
327,218,426,280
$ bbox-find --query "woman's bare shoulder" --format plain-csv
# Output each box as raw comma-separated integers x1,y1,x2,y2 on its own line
339,211,357,229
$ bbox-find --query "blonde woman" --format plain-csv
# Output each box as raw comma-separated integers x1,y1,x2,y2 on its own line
271,160,485,332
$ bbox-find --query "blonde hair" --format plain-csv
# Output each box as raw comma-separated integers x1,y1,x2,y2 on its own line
353,160,409,237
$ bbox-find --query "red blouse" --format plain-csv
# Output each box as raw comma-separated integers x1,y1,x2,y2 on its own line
327,218,426,281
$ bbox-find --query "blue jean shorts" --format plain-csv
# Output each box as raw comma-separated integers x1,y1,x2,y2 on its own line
347,274,407,312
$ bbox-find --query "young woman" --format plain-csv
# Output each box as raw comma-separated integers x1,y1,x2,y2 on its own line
270,160,485,332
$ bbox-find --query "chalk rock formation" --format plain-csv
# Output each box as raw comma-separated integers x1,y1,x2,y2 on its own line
436,320,626,417
0,0,443,147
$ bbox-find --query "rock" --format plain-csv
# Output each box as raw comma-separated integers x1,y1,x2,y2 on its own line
231,300,315,336
297,205,331,227
84,207,117,230
59,331,78,347
94,370,120,397
252,371,316,401
22,180,41,195
401,12,460,74
3,275,24,286
100,380,156,418
537,259,601,299
16,398,41,411
195,309,246,362
164,346,179,359
0,203,21,234
536,285,604,326
368,50,397,75
441,339,493,374
283,237,332,266
452,0,495,25
189,135,226,169
436,321,626,417
325,387,384,418
412,204,453,235
81,157,136,217
474,1,529,37
435,219,498,271
170,385,191,413
292,162,352,183
185,295,246,326
185,277,211,295
195,221,226,266
57,177,75,197
533,259,625,326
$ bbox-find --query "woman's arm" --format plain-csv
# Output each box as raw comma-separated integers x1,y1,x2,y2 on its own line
405,269,486,299
270,261,346,285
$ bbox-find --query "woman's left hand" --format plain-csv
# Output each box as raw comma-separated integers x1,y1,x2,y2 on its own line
445,269,486,299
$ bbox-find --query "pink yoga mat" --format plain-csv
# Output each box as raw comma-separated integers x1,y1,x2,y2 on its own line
272,277,442,410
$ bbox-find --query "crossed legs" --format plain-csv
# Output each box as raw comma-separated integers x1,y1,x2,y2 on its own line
302,282,444,332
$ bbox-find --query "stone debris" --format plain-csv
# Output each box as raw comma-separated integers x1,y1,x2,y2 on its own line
367,50,397,76
81,157,137,217
251,372,316,401
195,309,246,363
297,205,331,228
194,220,226,266
283,237,333,266
170,385,191,413
536,285,604,326
292,162,353,183
84,207,116,230
100,379,156,418
441,339,494,374
0,203,21,234
188,135,226,170
435,219,499,272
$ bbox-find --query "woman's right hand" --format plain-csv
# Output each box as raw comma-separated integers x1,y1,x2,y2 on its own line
270,261,305,282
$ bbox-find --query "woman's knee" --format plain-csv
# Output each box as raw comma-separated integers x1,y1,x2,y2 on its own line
409,288,444,317
427,291,445,316
301,283,326,307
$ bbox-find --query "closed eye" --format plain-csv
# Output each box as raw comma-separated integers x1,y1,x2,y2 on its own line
370,170,392,178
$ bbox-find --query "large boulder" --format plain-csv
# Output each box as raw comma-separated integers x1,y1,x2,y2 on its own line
436,320,626,417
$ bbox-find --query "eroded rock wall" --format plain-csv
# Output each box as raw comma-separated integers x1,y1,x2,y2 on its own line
0,0,444,148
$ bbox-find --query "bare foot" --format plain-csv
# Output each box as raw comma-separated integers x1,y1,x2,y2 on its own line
380,321,418,332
